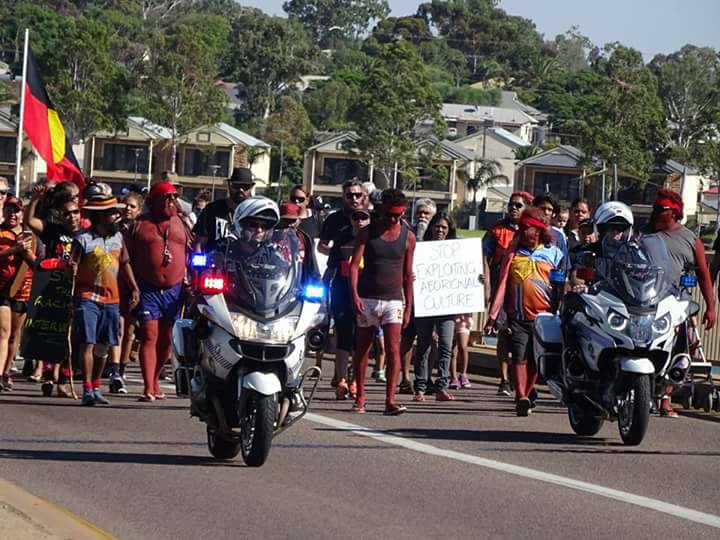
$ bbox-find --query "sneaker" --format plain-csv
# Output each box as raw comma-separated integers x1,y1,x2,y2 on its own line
371,369,379,379
93,389,110,405
82,389,95,406
375,369,386,383
2,375,13,391
498,380,512,397
449,376,460,390
117,377,128,394
383,403,407,416
516,397,532,417
109,374,127,394
459,374,472,389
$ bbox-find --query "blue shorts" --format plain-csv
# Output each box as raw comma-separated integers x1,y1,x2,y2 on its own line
137,282,184,321
74,299,120,346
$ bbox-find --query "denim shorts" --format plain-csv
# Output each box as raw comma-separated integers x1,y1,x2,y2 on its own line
137,282,184,321
74,299,120,346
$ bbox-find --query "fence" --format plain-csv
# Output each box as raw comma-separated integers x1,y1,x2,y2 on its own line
471,284,720,364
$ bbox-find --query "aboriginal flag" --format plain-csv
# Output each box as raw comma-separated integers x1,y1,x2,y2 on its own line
23,48,85,188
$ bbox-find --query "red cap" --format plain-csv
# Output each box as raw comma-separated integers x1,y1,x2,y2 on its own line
148,181,177,202
280,202,300,219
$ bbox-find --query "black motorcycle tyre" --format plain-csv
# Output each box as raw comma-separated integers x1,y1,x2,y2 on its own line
617,374,651,446
240,391,276,467
568,403,604,436
207,426,241,460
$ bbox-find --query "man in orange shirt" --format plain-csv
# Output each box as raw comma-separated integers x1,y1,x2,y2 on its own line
71,194,139,406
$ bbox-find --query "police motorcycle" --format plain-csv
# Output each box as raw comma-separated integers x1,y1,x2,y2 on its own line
172,197,327,466
533,202,695,445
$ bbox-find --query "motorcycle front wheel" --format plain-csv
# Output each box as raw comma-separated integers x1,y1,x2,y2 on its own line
568,403,604,436
207,426,241,460
240,391,276,467
617,374,651,446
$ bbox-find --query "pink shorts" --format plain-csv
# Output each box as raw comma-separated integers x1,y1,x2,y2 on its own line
454,314,473,335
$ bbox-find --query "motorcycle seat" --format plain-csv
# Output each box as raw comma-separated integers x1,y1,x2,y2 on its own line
533,313,562,353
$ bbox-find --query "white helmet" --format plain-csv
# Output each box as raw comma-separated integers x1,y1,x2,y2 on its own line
233,196,279,230
594,201,633,230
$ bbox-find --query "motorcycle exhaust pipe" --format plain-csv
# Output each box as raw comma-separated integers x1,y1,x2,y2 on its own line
306,329,326,352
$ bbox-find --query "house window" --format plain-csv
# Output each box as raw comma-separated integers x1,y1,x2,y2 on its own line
182,149,230,177
319,158,368,185
196,132,211,143
0,137,16,163
533,172,580,203
99,143,149,173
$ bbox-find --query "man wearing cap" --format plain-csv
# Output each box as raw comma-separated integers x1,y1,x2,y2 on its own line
127,181,189,401
71,193,140,406
0,196,35,390
193,167,254,252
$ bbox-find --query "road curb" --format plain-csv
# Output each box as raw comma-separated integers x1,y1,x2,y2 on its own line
0,478,115,540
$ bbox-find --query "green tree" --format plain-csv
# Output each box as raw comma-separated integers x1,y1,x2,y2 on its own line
571,45,667,178
141,18,230,171
649,45,720,163
466,158,508,217
303,79,357,130
347,40,444,187
222,9,317,121
283,0,390,44
552,27,593,72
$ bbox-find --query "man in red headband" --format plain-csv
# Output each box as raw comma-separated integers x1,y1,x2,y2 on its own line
644,188,715,417
349,188,416,415
126,181,190,401
485,207,565,416
482,191,534,397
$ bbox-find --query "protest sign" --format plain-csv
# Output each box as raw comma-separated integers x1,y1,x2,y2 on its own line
21,267,73,362
413,238,485,318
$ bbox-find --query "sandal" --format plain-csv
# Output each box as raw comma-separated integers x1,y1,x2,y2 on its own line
436,390,455,402
412,392,425,402
383,404,407,416
138,394,155,402
335,380,349,400
154,392,167,400
351,401,366,414
398,380,413,395
660,397,679,418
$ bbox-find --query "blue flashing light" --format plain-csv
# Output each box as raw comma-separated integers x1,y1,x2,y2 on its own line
549,269,566,284
303,283,325,302
191,253,208,269
680,273,697,289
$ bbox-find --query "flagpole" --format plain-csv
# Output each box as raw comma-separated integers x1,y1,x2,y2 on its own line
14,28,29,198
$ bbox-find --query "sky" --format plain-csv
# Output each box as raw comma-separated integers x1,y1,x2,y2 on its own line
245,0,720,58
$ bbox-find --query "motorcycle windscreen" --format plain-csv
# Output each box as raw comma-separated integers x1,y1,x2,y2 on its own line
607,235,673,307
225,228,303,319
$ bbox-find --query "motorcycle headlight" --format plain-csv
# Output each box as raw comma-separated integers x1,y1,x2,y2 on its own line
652,314,670,334
629,315,653,342
608,311,628,332
229,313,298,343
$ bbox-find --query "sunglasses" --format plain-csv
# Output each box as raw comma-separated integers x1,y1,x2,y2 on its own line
351,213,369,221
0,190,8,195
290,196,306,203
5,206,21,213
508,202,524,210
345,192,363,200
386,211,404,219
244,219,268,229
654,205,673,212
62,209,81,217
165,193,177,200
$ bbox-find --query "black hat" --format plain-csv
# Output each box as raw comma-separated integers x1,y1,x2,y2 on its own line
228,167,254,186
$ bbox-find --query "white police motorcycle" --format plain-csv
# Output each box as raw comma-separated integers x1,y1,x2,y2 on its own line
534,235,696,445
172,198,326,466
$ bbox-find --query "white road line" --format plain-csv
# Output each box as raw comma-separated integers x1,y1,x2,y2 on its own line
305,412,720,530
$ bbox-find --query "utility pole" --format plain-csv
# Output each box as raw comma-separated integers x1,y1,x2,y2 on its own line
612,161,618,201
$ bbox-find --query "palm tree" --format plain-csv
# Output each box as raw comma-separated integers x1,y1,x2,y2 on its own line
466,158,509,226
513,144,543,162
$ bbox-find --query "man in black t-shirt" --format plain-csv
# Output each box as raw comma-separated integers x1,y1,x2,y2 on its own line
318,179,368,256
193,167,255,252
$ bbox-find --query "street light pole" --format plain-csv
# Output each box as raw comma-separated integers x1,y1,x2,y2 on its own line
133,148,141,187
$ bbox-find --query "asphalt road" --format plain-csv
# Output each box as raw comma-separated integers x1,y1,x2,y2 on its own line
0,361,719,540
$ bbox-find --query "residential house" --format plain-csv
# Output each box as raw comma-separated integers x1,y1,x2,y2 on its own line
454,126,529,225
0,109,46,194
441,103,539,143
86,116,173,193
516,145,706,224
302,131,475,213
175,123,271,201
86,118,271,200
